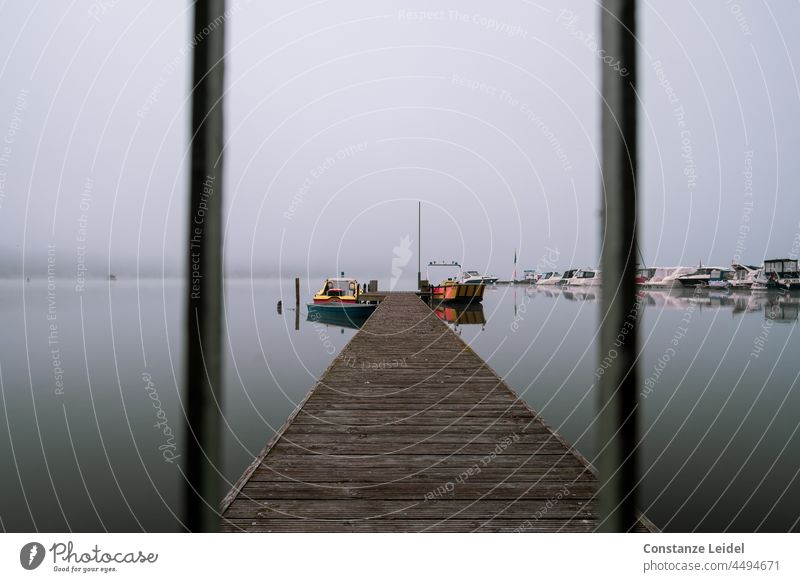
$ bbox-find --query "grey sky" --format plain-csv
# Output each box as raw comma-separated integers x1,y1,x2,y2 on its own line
0,1,798,286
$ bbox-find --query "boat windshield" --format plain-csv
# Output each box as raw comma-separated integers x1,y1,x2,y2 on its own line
324,279,357,296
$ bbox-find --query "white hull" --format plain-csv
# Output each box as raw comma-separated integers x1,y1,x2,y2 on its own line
566,268,601,287
537,273,562,285
640,266,697,288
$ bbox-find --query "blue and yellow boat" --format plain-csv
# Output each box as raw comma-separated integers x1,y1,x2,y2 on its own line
307,277,377,322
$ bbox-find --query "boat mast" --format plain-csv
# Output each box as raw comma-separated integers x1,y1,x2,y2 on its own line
417,201,421,289
513,248,517,281
636,240,646,269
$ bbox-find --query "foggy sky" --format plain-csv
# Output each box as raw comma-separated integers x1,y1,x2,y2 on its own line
1,1,798,287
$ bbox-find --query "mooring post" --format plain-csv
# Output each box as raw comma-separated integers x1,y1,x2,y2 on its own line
294,277,301,330
185,0,226,532
598,0,640,532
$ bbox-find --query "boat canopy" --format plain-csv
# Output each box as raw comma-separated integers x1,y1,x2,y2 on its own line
764,259,799,274
320,278,358,295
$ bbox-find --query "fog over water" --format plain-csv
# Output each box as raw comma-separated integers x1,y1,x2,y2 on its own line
1,1,799,286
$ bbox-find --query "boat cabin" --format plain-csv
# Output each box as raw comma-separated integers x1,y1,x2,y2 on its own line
558,269,578,284
314,278,360,303
764,258,800,289
764,258,799,277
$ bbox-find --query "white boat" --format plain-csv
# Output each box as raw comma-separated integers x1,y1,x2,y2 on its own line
678,266,732,288
461,270,499,285
730,264,761,289
640,266,696,288
678,267,730,287
523,269,537,282
706,269,733,289
764,258,800,290
537,271,562,286
568,268,601,286
557,269,578,286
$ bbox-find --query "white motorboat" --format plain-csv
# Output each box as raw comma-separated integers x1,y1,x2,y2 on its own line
557,269,578,286
537,271,562,286
568,268,602,286
706,269,733,289
678,266,731,288
730,264,761,289
640,266,696,288
461,270,499,285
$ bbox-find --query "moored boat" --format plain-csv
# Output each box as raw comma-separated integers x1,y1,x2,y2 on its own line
636,267,656,285
677,266,728,287
461,270,499,285
312,277,361,303
640,266,696,288
568,268,602,286
427,261,485,303
307,277,378,320
431,280,485,302
556,269,578,286
764,258,800,290
537,271,561,285
706,268,733,289
730,264,761,289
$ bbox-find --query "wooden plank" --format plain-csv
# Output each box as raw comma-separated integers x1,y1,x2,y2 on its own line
221,292,656,532
220,518,601,533
224,498,595,520
237,481,596,500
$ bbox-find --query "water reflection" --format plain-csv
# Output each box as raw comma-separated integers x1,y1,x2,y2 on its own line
306,306,374,330
457,282,800,532
430,301,486,330
513,284,800,323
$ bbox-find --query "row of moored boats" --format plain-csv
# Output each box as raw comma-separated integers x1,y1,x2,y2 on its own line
531,259,800,291
305,259,800,322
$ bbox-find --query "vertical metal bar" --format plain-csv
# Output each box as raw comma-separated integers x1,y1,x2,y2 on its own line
598,0,640,532
185,0,226,532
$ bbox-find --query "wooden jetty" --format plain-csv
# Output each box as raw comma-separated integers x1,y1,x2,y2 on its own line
221,293,654,532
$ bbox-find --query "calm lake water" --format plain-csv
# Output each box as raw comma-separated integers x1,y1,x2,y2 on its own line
0,279,798,532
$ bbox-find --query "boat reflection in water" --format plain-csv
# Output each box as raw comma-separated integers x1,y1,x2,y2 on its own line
430,300,486,332
526,285,800,323
306,304,375,330
560,289,597,302
765,293,800,323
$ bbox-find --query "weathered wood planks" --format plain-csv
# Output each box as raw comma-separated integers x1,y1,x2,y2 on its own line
221,293,654,532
